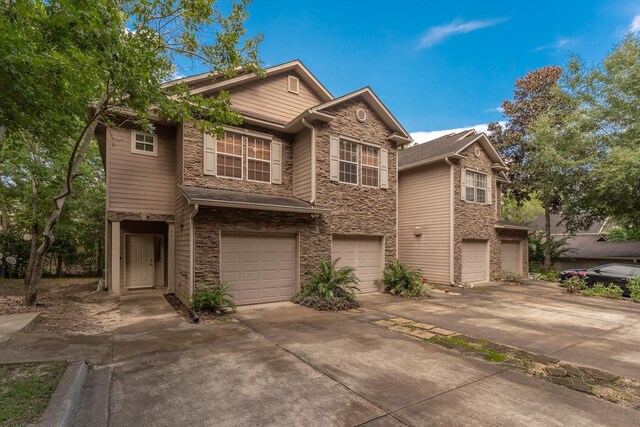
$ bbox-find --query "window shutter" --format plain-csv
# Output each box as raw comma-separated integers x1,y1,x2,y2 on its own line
204,134,216,176
461,168,466,201
329,136,339,182
271,140,282,184
380,148,389,189
486,174,493,205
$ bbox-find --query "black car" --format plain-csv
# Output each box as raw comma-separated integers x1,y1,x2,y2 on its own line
559,268,587,281
584,264,640,297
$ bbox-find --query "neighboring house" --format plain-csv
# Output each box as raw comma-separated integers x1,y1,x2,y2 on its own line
97,60,412,306
397,130,533,285
531,215,640,270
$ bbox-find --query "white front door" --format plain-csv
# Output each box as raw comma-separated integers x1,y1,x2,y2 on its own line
126,235,155,288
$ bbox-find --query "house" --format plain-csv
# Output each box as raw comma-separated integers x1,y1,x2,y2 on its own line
97,60,412,306
531,215,640,270
397,130,533,285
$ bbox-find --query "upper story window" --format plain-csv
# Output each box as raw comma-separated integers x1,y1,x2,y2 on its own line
339,139,358,184
216,132,243,179
464,170,487,203
361,146,380,187
131,132,157,156
247,136,271,183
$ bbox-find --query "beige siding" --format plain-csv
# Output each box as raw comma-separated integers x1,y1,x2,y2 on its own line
174,124,191,305
107,127,175,214
227,73,324,123
293,128,312,201
398,163,451,284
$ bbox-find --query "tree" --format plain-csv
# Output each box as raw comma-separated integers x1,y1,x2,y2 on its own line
564,34,640,227
501,194,543,224
488,67,595,269
1,0,262,305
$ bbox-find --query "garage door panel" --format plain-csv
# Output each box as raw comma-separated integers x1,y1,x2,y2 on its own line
221,234,297,305
501,242,520,272
462,240,487,283
333,237,382,293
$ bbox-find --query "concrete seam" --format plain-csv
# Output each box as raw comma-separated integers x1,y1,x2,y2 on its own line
547,324,625,356
233,316,405,426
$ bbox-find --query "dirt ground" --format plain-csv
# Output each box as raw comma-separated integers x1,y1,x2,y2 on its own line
0,278,120,335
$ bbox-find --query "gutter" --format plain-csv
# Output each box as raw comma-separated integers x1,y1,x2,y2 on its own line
301,118,317,204
186,197,329,214
445,157,455,285
399,153,465,172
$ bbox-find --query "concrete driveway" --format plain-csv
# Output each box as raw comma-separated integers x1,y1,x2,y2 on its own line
2,285,639,426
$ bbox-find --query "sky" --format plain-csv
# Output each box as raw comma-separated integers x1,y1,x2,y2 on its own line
176,0,640,143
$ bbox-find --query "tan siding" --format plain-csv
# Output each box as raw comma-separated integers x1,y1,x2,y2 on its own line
107,127,175,214
293,128,312,201
174,124,191,305
227,73,324,123
398,163,451,284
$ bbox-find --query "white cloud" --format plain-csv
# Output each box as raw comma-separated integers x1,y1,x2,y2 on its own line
484,106,504,113
418,17,508,49
533,37,573,52
631,15,640,32
410,121,507,144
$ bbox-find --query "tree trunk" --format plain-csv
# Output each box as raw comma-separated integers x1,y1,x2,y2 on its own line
23,118,101,306
543,207,553,271
23,171,39,285
57,255,63,278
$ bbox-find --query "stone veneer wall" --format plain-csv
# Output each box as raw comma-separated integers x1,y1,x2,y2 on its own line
314,98,398,265
453,141,501,283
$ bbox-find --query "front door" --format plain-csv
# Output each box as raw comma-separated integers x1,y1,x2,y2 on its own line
126,235,155,288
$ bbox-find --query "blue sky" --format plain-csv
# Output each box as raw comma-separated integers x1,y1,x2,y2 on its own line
177,0,640,142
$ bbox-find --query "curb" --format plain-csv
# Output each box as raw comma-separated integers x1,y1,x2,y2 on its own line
39,361,88,427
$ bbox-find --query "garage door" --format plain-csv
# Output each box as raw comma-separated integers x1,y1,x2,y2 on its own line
332,237,382,293
221,234,297,305
461,240,487,283
501,241,521,273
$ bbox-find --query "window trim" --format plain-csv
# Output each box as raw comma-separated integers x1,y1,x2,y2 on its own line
360,145,380,188
338,138,359,186
216,131,244,181
245,135,272,184
464,169,488,204
287,75,300,94
130,131,158,157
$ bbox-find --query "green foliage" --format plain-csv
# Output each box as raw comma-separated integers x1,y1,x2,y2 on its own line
627,276,640,302
191,284,236,313
300,258,360,301
383,260,430,298
561,276,586,293
581,283,623,299
501,194,544,225
495,270,523,283
291,295,360,311
606,225,640,242
535,270,560,281
528,232,572,270
427,336,507,363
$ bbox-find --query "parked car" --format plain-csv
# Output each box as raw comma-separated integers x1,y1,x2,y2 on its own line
559,268,587,281
584,264,640,297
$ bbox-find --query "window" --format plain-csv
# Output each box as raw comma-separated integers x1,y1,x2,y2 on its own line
361,146,379,187
216,131,243,179
247,136,271,182
131,132,157,156
339,140,358,184
464,170,487,203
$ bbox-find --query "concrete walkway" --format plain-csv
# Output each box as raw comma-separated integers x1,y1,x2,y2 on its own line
0,312,39,343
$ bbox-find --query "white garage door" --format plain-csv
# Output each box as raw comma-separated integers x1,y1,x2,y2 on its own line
221,234,297,305
462,240,487,283
501,241,521,273
332,237,382,293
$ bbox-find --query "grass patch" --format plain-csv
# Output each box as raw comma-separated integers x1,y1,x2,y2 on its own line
428,336,507,363
0,362,67,425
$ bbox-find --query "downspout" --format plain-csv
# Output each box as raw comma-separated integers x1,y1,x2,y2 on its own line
189,203,199,303
445,158,455,285
301,118,316,204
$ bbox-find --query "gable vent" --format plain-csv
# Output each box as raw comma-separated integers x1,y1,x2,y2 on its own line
356,108,367,122
287,75,299,94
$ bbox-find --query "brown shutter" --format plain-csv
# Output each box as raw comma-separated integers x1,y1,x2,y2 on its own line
329,136,339,182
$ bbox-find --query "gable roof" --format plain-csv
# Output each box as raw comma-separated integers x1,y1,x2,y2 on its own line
560,235,640,260
398,129,507,171
531,214,612,235
165,60,333,102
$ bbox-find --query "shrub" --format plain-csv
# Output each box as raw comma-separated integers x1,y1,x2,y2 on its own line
628,276,640,302
561,276,586,293
582,283,623,299
191,283,237,313
300,258,360,301
291,295,360,311
495,270,523,283
536,270,560,281
383,260,430,298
